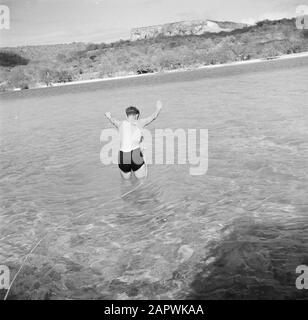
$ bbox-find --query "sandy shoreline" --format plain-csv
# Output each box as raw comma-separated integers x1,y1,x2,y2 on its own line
11,51,308,92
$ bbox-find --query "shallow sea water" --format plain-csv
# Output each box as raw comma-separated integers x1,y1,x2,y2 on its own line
0,57,307,299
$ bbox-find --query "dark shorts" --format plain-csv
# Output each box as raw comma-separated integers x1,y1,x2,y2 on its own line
118,148,145,173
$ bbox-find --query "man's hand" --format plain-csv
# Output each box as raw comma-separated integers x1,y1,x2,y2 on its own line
105,112,120,129
140,101,163,127
156,100,163,112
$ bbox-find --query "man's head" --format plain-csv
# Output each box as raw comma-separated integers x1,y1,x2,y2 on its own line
126,106,140,120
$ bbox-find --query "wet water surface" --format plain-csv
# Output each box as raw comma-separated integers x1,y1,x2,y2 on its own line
0,57,308,299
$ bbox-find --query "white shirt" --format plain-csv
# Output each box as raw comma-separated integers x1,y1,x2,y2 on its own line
119,120,143,152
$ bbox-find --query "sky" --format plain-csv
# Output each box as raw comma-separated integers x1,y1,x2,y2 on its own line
0,0,306,47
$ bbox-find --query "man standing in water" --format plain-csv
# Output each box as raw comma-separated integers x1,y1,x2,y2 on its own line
105,101,162,179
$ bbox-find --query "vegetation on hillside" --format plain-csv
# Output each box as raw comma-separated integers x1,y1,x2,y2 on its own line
0,18,307,91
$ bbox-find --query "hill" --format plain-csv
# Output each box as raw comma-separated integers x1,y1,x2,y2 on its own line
0,18,307,91
130,19,247,40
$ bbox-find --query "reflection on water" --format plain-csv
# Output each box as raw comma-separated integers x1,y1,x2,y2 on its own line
0,57,308,299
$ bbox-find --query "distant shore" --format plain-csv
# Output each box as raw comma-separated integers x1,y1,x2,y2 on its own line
10,51,308,92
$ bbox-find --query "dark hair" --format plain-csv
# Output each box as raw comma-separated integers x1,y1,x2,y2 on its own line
126,106,140,117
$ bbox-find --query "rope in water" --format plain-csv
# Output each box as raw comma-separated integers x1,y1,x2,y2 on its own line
3,237,45,300
3,159,148,300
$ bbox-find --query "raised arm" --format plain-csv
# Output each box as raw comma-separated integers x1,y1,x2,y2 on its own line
140,100,163,128
105,112,121,129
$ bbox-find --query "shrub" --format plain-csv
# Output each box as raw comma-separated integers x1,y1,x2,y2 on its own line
136,64,155,74
154,51,182,70
0,52,29,67
86,43,100,51
56,53,67,62
38,68,54,86
8,66,31,89
260,45,279,58
54,70,73,83
98,59,115,77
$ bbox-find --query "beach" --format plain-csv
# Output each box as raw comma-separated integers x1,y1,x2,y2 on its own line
8,50,308,92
